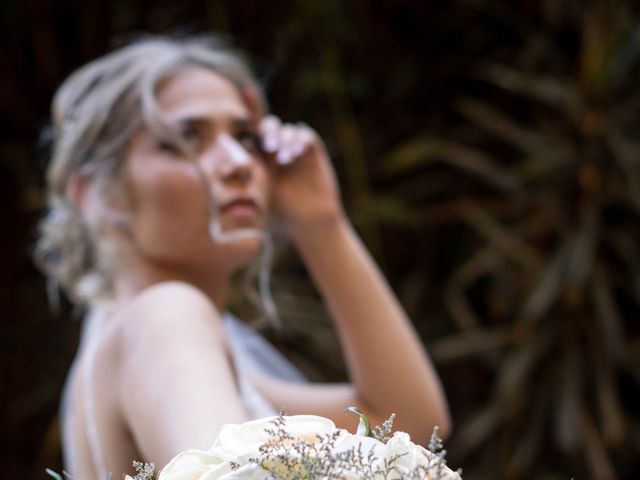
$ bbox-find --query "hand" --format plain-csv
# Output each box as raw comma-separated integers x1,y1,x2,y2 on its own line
259,115,345,235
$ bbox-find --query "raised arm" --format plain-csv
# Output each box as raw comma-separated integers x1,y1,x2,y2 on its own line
255,117,451,440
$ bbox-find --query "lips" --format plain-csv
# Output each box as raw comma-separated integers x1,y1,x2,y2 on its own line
220,197,260,217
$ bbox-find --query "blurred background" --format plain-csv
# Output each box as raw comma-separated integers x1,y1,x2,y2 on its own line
1,0,639,478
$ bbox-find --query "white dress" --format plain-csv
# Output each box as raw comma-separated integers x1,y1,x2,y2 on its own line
63,310,307,479
221,313,308,418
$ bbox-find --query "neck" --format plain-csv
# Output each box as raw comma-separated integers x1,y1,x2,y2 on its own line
110,242,232,311
115,262,230,309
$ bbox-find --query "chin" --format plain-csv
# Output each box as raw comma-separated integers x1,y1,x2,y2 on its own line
218,234,265,267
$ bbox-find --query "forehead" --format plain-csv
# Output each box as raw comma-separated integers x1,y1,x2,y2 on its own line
156,66,248,122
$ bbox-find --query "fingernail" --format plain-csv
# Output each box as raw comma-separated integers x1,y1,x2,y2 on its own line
277,149,292,165
263,134,278,153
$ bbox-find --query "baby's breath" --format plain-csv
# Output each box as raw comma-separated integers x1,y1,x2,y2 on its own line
373,413,396,443
251,413,461,479
131,461,156,480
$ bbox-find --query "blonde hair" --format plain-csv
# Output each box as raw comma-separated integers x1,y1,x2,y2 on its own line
35,34,266,306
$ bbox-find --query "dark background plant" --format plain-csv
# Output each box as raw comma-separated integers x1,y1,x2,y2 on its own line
1,1,638,479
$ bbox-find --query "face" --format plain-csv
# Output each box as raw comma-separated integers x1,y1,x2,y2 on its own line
118,67,270,275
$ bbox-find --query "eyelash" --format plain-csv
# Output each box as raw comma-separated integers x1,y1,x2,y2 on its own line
157,140,181,155
236,130,262,152
156,128,202,157
181,127,201,143
156,129,262,156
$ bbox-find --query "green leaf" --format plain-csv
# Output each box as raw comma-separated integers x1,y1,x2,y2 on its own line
381,137,522,193
455,201,541,270
45,470,64,480
495,328,552,409
607,132,640,214
590,267,626,359
455,96,547,153
345,406,371,437
429,327,511,363
477,62,582,112
554,347,583,453
451,403,502,458
520,238,573,324
514,142,576,181
566,205,599,290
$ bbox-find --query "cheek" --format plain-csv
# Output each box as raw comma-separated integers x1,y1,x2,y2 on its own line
124,159,209,252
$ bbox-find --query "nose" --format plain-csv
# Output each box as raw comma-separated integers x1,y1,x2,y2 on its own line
216,134,253,183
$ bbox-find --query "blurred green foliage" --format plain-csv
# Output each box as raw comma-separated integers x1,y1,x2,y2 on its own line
1,1,639,479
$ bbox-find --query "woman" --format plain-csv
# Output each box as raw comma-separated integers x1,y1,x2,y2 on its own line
36,35,450,479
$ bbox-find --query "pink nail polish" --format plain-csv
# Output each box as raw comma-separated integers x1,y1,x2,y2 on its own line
264,135,278,152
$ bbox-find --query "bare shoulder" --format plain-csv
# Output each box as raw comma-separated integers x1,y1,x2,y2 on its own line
106,282,246,463
124,281,220,320
112,281,226,359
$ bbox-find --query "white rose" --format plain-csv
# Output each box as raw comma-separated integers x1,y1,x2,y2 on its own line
158,449,227,480
211,414,336,460
158,451,270,480
385,431,461,480
158,415,338,480
386,431,421,471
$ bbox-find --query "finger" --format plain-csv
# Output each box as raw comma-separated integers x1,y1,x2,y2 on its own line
259,115,281,153
277,124,298,165
290,124,315,157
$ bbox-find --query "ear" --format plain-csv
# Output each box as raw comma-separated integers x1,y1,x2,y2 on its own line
66,169,91,211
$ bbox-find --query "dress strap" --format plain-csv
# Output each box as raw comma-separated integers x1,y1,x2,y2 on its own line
222,314,307,419
82,310,109,479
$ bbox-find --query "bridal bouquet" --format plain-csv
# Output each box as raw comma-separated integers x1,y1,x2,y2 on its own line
143,411,461,480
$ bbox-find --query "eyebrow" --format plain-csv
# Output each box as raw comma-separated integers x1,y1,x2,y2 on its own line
172,115,254,129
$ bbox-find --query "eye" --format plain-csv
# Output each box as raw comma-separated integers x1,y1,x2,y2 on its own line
157,140,180,155
180,126,202,145
236,130,262,153
156,124,202,157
